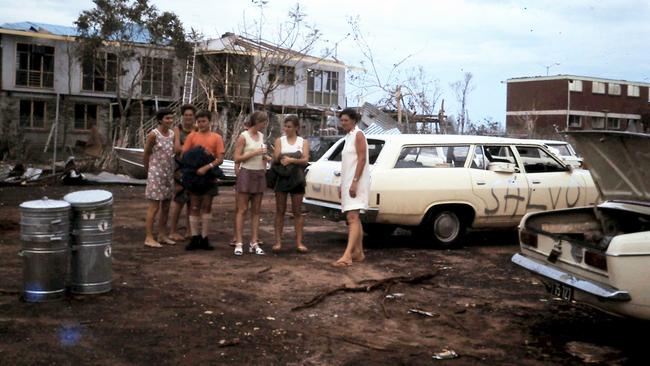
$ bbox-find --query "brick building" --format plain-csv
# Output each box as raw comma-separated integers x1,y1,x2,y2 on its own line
506,75,650,139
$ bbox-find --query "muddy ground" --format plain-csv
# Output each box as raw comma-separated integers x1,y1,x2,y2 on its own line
0,184,645,365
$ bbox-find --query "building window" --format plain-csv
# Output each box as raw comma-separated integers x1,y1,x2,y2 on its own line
268,64,295,86
19,99,51,128
592,81,605,94
141,57,173,97
607,118,620,130
74,104,99,130
608,83,621,95
569,80,582,92
307,69,339,106
15,43,55,88
592,117,605,129
568,115,582,128
82,52,117,92
628,85,640,97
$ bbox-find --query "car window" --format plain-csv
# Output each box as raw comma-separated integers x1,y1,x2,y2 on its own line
327,138,385,165
471,145,519,169
546,143,571,156
395,145,469,168
515,146,566,173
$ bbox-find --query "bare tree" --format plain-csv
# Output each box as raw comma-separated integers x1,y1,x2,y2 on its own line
450,72,475,135
347,17,441,133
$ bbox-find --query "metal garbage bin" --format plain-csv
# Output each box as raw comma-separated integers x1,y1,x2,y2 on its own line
63,190,113,294
19,197,71,302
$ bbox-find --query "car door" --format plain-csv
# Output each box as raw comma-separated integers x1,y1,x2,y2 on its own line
304,138,385,204
305,139,345,204
514,145,586,212
468,145,529,227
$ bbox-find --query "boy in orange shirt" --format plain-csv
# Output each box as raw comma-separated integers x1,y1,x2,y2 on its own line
181,110,225,250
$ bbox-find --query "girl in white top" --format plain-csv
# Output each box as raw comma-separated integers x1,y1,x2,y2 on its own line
271,115,310,254
233,111,272,256
333,108,370,267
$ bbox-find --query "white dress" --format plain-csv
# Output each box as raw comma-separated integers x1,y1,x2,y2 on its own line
340,126,370,212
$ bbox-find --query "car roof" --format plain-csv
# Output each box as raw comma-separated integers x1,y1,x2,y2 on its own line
526,139,569,145
364,134,544,145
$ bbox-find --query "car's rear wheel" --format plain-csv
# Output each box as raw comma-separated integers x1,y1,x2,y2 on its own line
362,223,396,237
423,210,465,248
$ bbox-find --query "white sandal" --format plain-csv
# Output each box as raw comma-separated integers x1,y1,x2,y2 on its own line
249,242,265,255
234,243,243,256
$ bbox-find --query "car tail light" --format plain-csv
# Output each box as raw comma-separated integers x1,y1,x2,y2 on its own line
584,250,608,271
520,231,538,248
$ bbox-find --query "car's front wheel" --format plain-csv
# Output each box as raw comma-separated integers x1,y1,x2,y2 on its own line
422,210,465,248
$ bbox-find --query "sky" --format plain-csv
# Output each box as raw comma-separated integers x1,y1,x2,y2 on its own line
2,0,649,124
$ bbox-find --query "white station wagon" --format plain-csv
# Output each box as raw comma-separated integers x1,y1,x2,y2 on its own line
303,134,599,247
513,131,650,320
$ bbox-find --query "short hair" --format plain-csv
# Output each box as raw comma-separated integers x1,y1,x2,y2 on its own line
339,107,359,122
180,104,196,115
284,114,300,128
195,110,212,120
246,111,269,127
156,108,174,122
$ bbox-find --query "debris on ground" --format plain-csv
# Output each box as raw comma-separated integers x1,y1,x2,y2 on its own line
385,293,405,299
432,349,459,360
292,272,438,312
218,338,240,347
408,309,438,318
565,341,626,364
83,172,146,185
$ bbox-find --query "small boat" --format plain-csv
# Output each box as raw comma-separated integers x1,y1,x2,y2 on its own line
113,147,237,183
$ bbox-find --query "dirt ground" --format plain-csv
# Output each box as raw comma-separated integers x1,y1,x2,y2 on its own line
0,184,645,365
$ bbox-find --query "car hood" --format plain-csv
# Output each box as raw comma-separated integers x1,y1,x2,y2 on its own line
566,131,650,202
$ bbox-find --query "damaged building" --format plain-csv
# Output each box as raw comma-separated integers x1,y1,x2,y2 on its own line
0,21,182,161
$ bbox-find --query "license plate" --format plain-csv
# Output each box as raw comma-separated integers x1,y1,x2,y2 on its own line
551,282,573,301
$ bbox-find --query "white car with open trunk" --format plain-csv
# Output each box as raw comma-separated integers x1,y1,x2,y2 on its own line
303,134,598,247
512,131,650,320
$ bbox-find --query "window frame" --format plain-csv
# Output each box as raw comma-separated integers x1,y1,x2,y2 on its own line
15,42,55,89
568,115,582,128
306,69,339,106
607,117,620,130
592,81,606,94
82,51,117,93
74,103,100,131
326,138,385,165
141,56,174,97
268,64,295,86
393,144,471,169
514,145,568,173
19,99,51,129
608,83,621,96
627,85,640,97
569,80,582,92
591,116,605,129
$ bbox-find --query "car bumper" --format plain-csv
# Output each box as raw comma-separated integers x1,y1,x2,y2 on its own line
511,253,631,301
302,198,378,223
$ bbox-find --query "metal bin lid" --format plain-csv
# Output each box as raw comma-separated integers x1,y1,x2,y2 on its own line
19,197,70,211
63,190,113,207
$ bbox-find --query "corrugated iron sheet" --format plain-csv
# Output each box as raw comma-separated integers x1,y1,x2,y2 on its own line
363,122,401,135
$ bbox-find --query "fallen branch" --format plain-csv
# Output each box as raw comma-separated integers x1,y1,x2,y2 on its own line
291,272,437,312
258,266,272,274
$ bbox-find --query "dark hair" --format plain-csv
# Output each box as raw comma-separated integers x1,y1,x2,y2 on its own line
181,104,196,115
339,108,359,123
284,115,300,128
156,108,174,122
195,110,212,120
246,111,268,127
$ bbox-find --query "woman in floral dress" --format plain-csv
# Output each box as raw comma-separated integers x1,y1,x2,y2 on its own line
143,109,176,248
